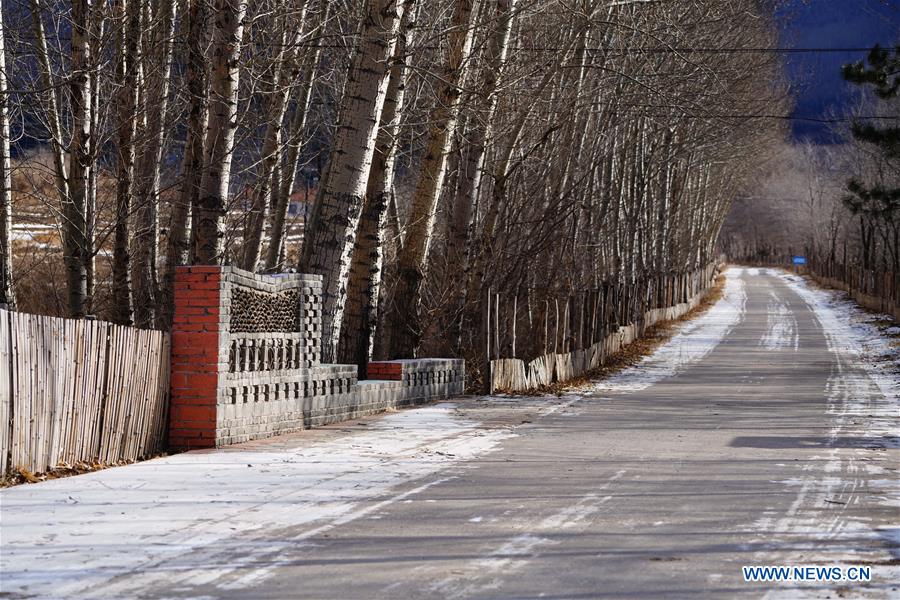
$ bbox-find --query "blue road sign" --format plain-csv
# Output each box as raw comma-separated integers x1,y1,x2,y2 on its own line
792,256,806,265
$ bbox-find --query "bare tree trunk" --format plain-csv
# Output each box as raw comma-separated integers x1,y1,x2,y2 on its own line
29,0,69,204
266,0,331,273
655,129,675,273
193,0,248,264
385,185,403,253
131,0,177,327
298,0,406,363
162,0,207,323
0,0,14,309
338,0,415,372
446,0,517,351
241,0,311,272
382,0,477,359
64,0,93,318
462,56,570,328
111,0,143,325
84,7,105,315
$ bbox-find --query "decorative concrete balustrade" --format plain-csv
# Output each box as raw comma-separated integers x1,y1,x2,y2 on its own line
168,266,464,450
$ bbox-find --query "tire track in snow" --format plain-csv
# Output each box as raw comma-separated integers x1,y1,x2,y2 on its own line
427,470,627,599
749,270,900,599
759,289,799,351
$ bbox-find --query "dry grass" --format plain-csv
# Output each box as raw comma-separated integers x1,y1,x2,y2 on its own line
546,274,727,395
1,455,168,488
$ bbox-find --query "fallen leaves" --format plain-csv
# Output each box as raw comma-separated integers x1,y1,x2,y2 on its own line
1,455,168,488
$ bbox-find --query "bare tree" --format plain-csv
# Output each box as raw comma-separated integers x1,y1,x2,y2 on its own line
29,0,69,207
193,0,249,264
241,0,312,273
3,0,789,359
111,0,143,325
266,0,332,273
130,0,177,327
0,0,13,309
299,0,407,363
445,0,517,349
338,0,417,371
161,0,209,324
382,0,477,358
63,0,93,317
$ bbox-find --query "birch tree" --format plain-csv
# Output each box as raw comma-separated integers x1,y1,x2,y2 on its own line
82,5,104,315
63,0,93,317
241,0,311,273
193,0,249,264
111,0,142,325
266,0,332,273
337,0,416,371
445,0,517,348
29,0,69,207
382,0,477,359
131,0,177,327
3,0,789,357
161,0,208,324
0,0,13,310
299,0,407,363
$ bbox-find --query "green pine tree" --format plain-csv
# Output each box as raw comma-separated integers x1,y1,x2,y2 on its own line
840,45,900,222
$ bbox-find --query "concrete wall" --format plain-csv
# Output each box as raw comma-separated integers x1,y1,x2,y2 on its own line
169,266,464,450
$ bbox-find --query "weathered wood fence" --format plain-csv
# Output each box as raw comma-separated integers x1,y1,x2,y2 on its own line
0,310,170,477
805,259,899,322
486,263,721,393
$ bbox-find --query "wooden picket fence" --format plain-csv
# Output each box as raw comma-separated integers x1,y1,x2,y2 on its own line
0,309,170,477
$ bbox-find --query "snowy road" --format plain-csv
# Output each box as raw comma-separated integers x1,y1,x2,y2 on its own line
1,268,898,599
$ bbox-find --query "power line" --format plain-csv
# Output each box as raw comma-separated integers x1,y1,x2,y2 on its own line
669,114,898,123
538,47,887,54
587,104,900,123
5,30,889,55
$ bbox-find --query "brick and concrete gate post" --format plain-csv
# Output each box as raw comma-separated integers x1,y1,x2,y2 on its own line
168,266,226,449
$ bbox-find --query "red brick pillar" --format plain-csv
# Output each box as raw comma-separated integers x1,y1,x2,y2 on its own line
169,266,224,450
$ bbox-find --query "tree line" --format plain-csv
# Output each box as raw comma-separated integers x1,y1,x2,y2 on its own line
0,0,785,371
721,45,898,275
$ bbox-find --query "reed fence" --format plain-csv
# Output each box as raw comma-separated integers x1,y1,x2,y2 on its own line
0,309,170,477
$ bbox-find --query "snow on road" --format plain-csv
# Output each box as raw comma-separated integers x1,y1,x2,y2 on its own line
772,269,899,443
593,267,747,393
755,269,900,599
759,289,799,351
429,469,627,599
2,267,896,599
0,404,513,599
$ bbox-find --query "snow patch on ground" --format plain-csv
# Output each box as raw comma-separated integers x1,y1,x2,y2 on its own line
593,268,746,393
759,290,799,351
0,403,513,599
